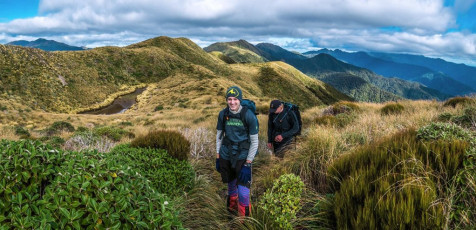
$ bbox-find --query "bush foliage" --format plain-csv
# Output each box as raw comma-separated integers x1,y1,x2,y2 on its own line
0,139,183,229
131,130,190,161
416,122,472,141
259,174,305,229
110,144,195,197
326,130,470,229
314,113,356,128
93,126,135,141
380,103,404,115
329,101,360,115
443,96,475,108
44,121,75,136
14,126,30,138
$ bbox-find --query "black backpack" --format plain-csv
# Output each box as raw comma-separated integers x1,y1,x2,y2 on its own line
283,102,302,136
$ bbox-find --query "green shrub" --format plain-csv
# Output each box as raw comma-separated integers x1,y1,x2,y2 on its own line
343,132,367,146
119,121,133,126
314,115,337,126
326,130,470,229
75,126,89,133
14,126,30,138
154,105,164,111
314,113,356,128
45,121,75,136
416,122,472,141
110,145,195,197
259,174,305,230
451,106,476,129
0,140,183,229
93,126,134,141
131,130,190,161
380,103,404,115
39,136,66,148
437,112,453,122
331,101,360,115
443,97,475,108
0,105,7,111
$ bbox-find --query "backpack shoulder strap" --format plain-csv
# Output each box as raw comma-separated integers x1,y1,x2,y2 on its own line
219,107,229,140
240,106,249,132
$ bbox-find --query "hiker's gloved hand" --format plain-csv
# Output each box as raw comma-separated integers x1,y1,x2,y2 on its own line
215,158,220,172
239,163,251,184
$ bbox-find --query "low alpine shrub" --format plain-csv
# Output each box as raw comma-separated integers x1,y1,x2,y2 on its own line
314,113,355,128
154,105,164,111
14,125,30,138
437,112,453,122
110,144,195,197
451,106,476,129
0,139,184,229
380,102,404,115
131,130,190,161
416,122,472,141
259,173,305,230
39,136,66,148
331,101,360,115
93,125,135,141
443,97,475,108
327,130,470,229
45,121,75,136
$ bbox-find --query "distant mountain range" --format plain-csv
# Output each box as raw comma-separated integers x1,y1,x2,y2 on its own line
6,38,86,51
205,40,452,102
304,49,475,96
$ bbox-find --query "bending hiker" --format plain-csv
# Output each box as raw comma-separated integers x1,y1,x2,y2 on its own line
267,99,300,158
215,86,259,217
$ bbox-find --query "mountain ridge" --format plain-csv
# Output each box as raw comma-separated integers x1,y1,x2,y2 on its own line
6,38,87,51
209,41,450,101
305,49,475,96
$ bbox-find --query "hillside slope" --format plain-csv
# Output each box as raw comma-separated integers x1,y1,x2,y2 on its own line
0,36,348,114
204,40,268,63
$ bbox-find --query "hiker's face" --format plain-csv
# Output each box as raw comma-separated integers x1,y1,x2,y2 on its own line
227,97,240,111
274,104,284,114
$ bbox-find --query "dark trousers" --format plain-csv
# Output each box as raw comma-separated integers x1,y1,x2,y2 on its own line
218,158,250,188
273,137,295,158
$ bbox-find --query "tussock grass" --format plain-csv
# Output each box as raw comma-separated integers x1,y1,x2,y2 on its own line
1,85,474,229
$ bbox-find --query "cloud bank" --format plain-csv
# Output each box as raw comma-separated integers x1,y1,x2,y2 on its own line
0,0,475,65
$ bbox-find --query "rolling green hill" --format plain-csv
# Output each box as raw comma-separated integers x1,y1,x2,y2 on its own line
203,40,268,63
0,36,348,114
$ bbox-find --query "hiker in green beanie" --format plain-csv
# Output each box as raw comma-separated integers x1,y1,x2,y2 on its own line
215,86,259,217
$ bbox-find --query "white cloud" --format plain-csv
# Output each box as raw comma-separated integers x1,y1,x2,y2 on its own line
0,0,474,65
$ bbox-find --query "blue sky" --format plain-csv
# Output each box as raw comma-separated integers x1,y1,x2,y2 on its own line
0,0,475,66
